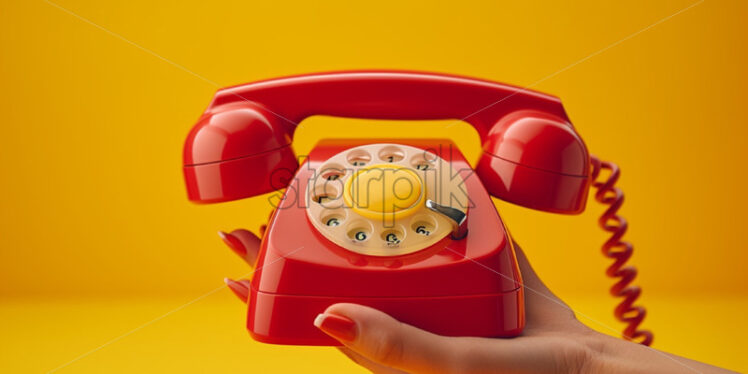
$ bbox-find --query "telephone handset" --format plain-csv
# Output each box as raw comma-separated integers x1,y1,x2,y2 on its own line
183,71,653,346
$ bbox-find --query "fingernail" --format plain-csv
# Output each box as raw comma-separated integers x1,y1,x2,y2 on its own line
313,313,357,342
224,277,249,303
219,231,247,258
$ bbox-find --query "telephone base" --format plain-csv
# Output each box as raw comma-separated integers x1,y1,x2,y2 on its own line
247,287,524,346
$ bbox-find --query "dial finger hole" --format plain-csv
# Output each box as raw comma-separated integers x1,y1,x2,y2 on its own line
378,146,405,163
321,210,346,227
347,149,371,167
346,220,373,243
310,183,341,206
410,151,437,170
320,163,346,181
411,215,437,236
381,226,405,246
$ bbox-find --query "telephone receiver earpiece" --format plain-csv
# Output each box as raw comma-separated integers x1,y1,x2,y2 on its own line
475,109,590,213
183,71,591,213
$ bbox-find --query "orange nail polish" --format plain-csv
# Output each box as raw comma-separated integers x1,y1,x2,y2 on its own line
314,313,357,342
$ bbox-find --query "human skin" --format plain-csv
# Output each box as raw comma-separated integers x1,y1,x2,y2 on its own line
221,229,736,374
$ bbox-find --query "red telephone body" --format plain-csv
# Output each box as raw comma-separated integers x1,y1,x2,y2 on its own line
183,71,596,345
251,138,525,345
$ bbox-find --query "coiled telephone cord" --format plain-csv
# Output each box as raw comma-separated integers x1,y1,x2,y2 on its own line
590,156,654,346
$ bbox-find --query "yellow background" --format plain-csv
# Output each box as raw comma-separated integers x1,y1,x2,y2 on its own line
1,0,746,372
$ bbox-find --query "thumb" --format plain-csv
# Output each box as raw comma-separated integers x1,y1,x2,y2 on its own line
314,303,458,373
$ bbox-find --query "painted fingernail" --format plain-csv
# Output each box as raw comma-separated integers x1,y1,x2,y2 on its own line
313,313,357,342
219,231,247,258
224,277,249,302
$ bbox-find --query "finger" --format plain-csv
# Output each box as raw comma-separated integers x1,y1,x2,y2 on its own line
513,242,579,328
511,241,554,295
223,278,251,303
218,229,261,266
337,348,408,374
314,303,460,373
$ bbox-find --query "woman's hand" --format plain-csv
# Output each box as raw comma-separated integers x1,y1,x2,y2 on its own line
220,229,735,373
313,244,736,374
311,243,597,374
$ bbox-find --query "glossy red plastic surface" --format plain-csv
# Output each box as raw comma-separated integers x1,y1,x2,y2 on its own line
182,71,591,212
247,139,525,345
481,110,589,176
182,72,656,347
183,102,293,165
249,289,523,346
475,153,589,214
183,145,298,203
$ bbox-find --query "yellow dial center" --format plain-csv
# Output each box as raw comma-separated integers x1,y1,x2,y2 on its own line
344,164,424,220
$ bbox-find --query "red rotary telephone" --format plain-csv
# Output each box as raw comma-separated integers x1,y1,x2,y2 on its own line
183,71,653,346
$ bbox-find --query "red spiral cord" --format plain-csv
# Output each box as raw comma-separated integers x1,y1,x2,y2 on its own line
590,156,654,346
